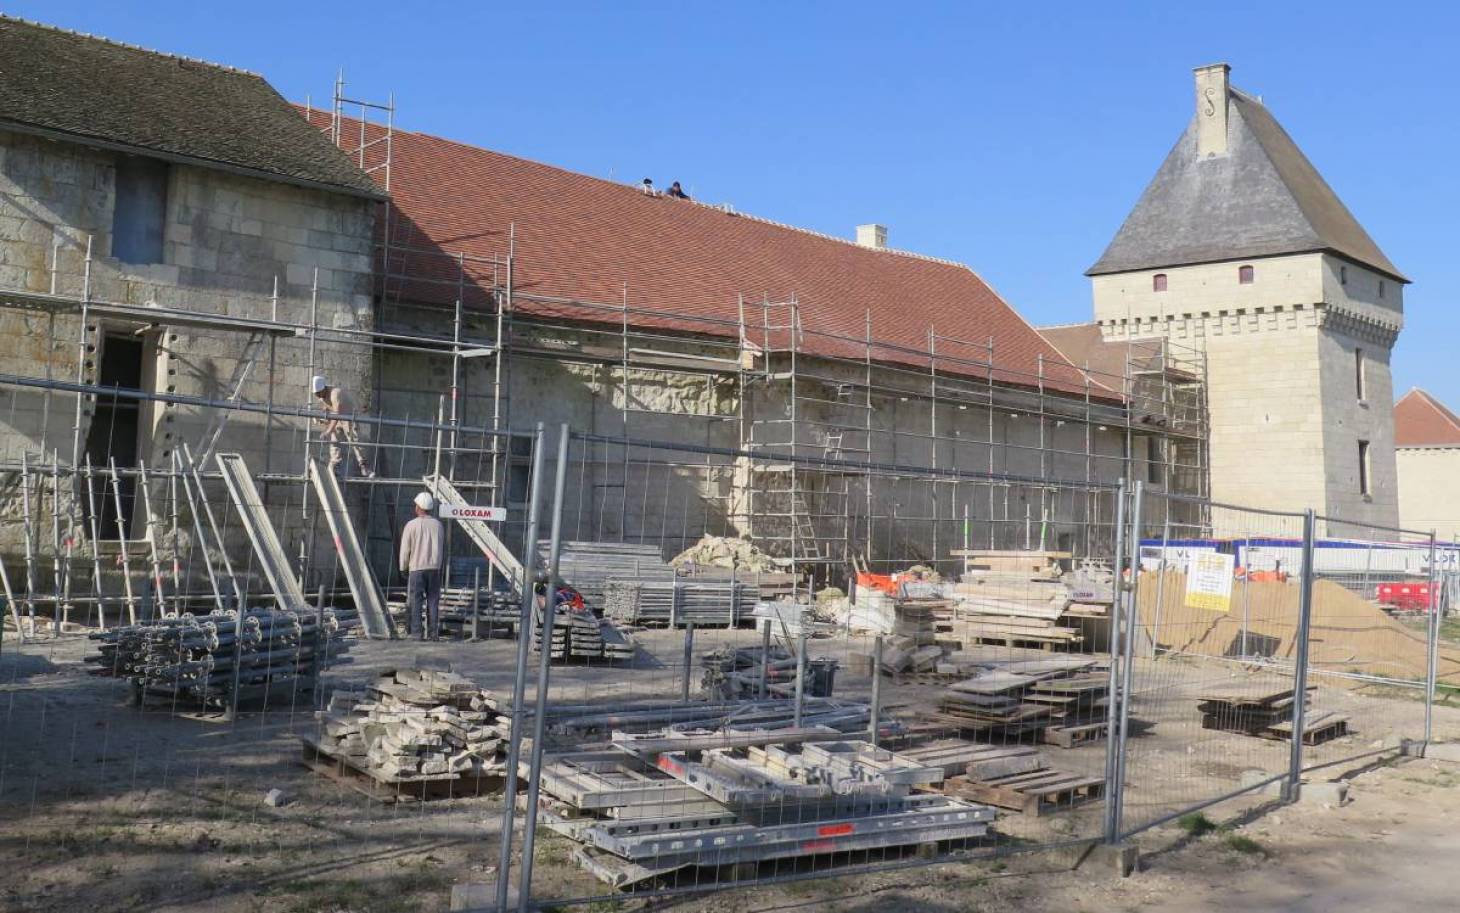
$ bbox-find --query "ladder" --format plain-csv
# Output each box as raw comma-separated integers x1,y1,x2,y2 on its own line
194,331,268,464
425,473,525,594
307,458,394,638
214,452,308,613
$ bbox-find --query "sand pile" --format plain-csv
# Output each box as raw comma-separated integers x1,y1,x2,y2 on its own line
1135,570,1460,684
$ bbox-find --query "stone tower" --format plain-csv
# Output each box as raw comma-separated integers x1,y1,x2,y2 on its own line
1088,63,1407,525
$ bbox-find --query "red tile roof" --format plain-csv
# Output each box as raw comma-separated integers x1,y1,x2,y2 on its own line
309,110,1099,396
1395,388,1460,447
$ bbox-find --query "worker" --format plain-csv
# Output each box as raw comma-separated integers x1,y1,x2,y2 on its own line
399,491,445,640
312,375,373,478
666,181,689,200
641,177,655,195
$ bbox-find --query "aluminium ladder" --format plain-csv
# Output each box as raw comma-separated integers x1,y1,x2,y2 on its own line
425,473,525,595
307,458,394,638
214,452,309,614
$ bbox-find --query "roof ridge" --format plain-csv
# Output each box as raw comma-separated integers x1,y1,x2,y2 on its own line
389,119,970,269
0,14,260,77
1415,388,1460,430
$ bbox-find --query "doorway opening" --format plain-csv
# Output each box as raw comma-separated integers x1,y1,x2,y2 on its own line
82,333,146,537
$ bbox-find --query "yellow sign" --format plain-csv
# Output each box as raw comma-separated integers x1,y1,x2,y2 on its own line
1185,551,1235,612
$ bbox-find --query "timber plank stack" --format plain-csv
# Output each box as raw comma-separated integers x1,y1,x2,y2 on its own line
1198,687,1348,744
948,552,1083,650
932,655,1111,744
893,738,1108,817
304,668,507,798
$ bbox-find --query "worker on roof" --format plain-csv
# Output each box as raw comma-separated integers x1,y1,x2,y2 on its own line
312,375,373,478
666,181,689,200
400,491,445,640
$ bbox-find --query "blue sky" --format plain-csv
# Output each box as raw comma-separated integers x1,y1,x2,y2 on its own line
11,1,1458,404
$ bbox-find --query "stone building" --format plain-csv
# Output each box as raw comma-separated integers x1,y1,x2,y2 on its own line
0,18,379,577
1394,389,1460,540
1072,63,1407,526
0,16,1209,603
340,116,1207,578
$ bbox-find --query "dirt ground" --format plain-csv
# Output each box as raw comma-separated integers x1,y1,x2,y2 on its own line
3,626,1460,913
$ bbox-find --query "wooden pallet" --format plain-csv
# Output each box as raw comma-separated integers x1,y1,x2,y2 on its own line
941,767,1105,817
1042,720,1108,748
299,738,505,804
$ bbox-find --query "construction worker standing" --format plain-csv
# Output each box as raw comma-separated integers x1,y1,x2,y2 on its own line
400,491,445,640
312,375,373,478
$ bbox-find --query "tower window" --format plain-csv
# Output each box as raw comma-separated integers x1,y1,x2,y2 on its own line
1238,265,1254,284
1358,440,1371,496
1355,348,1366,400
1379,280,1386,299
1152,273,1168,292
1340,264,1348,285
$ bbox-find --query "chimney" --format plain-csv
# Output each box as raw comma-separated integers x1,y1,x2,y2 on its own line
1193,63,1231,158
856,223,888,249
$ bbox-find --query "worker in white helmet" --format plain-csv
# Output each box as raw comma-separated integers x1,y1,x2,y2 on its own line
312,375,373,478
399,490,445,639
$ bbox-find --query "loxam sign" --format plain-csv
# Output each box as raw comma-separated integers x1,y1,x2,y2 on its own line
439,504,506,522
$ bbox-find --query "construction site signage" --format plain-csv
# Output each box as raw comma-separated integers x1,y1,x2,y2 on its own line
1184,551,1235,612
440,504,507,522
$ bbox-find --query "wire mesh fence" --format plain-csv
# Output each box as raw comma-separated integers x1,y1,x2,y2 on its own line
0,421,1453,913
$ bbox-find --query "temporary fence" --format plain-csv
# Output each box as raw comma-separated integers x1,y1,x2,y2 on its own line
0,423,1451,913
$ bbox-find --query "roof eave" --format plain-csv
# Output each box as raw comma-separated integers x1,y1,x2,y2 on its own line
1086,246,1409,284
0,117,387,201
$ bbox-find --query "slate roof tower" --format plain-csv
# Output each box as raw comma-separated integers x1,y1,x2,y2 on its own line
1088,63,1406,525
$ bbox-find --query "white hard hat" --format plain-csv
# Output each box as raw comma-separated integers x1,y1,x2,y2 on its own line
414,492,436,512
311,375,327,394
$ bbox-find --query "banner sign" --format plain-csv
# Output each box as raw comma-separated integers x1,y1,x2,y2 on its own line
1185,551,1235,612
439,504,506,522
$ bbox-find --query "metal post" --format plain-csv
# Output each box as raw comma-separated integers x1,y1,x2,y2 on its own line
82,458,106,629
471,565,481,642
226,592,245,722
1101,479,1129,845
1111,481,1144,840
680,623,696,702
869,635,883,747
1150,515,1170,657
313,584,327,708
108,458,137,624
793,629,808,727
494,423,548,913
1284,509,1317,801
758,621,771,700
1425,530,1440,746
517,423,571,913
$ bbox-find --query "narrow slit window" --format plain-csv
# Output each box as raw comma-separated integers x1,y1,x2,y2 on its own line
1379,280,1386,299
1340,264,1348,285
1152,273,1168,292
1358,440,1371,496
1238,264,1254,284
1355,348,1366,400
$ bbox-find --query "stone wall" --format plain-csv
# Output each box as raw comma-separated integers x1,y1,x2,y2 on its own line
1093,251,1402,525
1396,448,1460,540
0,129,375,580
